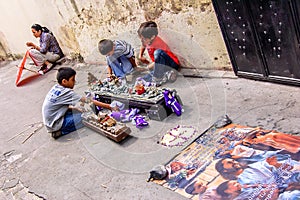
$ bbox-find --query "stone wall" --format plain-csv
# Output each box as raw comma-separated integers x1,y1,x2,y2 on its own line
0,0,231,70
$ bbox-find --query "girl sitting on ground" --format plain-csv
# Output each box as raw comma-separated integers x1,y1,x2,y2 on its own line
26,23,64,74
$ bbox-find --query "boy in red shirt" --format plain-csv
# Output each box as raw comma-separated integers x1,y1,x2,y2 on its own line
137,21,180,85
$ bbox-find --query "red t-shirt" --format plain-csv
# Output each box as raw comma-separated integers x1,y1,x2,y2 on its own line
146,36,180,65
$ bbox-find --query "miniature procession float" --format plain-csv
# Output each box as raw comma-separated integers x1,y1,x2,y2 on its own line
88,73,183,120
81,110,131,142
80,73,183,142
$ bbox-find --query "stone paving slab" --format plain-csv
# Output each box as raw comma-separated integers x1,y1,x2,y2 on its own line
0,61,299,199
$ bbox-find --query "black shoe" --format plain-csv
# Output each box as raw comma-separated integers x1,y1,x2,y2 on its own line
51,130,62,139
38,63,53,75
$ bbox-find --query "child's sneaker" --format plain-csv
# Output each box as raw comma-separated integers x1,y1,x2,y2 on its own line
166,70,177,83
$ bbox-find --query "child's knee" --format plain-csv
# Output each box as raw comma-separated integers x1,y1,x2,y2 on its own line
154,49,165,58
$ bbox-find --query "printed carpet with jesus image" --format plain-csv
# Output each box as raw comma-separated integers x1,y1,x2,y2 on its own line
152,116,300,200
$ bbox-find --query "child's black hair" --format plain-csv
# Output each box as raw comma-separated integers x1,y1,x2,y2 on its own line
137,21,158,39
31,23,53,35
98,39,113,55
185,181,197,194
56,67,76,84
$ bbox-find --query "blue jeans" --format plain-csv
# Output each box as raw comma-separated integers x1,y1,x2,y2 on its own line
61,110,84,135
107,55,133,78
153,49,179,79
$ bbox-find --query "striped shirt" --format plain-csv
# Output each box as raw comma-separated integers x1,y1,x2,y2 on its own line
107,40,134,63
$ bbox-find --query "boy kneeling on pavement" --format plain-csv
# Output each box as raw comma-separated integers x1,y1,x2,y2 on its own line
42,67,112,139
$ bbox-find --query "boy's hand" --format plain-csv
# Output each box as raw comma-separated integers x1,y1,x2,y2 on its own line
135,67,147,72
69,105,85,113
80,96,92,104
146,62,154,70
139,57,150,64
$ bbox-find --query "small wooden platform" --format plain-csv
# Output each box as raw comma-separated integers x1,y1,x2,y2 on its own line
82,119,131,142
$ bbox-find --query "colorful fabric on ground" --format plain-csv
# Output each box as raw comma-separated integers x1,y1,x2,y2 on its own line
153,123,300,200
160,125,198,147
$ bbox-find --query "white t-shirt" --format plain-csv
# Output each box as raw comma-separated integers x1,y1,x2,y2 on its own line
42,84,81,132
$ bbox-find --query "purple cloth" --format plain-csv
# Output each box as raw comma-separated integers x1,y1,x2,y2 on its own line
132,115,148,128
109,108,140,122
163,90,182,116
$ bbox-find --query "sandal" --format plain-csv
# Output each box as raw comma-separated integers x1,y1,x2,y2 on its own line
38,63,53,75
38,65,47,75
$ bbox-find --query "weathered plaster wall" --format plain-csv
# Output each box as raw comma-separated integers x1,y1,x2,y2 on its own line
0,0,231,69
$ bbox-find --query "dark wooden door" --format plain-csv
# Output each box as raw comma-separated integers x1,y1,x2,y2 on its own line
212,0,300,85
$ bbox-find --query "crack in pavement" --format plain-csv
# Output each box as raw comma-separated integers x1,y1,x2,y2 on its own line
2,180,46,200
1,151,46,200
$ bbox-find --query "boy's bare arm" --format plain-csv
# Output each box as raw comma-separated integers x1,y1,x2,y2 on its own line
138,46,150,64
79,97,112,110
128,56,137,68
107,66,113,77
128,56,147,72
80,97,88,103
139,46,145,58
91,99,111,110
147,62,154,70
